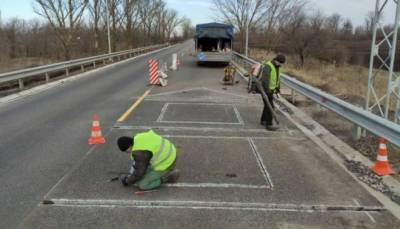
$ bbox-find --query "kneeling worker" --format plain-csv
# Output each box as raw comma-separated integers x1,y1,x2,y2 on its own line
117,130,180,190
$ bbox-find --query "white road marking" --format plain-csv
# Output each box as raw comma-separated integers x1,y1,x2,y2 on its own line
145,87,252,100
353,199,376,223
164,182,269,189
46,198,385,213
159,135,301,141
248,138,274,189
156,103,170,122
233,105,244,125
146,87,206,97
113,125,297,135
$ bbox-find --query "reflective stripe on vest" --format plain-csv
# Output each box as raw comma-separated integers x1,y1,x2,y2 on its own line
131,130,176,171
264,61,279,91
151,139,175,168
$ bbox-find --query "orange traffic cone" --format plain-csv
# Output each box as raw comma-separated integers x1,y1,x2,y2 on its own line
370,138,394,176
88,115,105,145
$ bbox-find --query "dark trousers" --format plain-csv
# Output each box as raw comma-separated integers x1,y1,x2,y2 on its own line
260,93,274,126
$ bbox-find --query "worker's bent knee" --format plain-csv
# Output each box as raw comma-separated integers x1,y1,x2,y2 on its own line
138,178,161,190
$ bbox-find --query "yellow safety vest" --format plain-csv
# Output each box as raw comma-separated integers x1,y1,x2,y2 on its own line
131,130,176,171
263,61,280,92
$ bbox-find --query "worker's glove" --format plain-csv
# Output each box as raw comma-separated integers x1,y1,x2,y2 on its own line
120,175,128,186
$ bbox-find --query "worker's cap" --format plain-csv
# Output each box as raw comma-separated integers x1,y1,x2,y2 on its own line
117,136,134,151
274,54,286,64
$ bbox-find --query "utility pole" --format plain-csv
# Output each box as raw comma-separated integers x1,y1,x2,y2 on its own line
106,0,112,54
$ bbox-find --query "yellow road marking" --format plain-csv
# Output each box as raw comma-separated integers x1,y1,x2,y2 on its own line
117,89,152,122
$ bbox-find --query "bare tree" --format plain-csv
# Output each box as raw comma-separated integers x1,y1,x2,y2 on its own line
364,11,383,35
122,0,139,48
325,13,341,35
213,0,267,50
262,0,308,50
341,18,353,39
164,9,182,41
154,0,166,42
280,7,326,66
33,0,89,60
137,0,157,44
181,17,194,39
107,0,123,51
88,0,103,52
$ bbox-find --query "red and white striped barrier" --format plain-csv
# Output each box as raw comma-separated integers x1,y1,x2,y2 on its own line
148,59,159,85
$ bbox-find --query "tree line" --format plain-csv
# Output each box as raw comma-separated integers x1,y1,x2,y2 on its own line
0,0,194,62
213,0,399,68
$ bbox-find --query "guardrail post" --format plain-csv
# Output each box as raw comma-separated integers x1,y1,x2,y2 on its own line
93,61,96,68
103,59,106,65
45,73,50,82
291,89,296,104
352,126,362,141
118,56,121,61
18,79,24,89
81,64,85,72
65,68,69,77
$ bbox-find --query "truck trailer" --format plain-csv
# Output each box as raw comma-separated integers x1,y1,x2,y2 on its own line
195,22,234,64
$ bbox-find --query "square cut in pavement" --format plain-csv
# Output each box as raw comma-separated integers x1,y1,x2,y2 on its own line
118,100,296,131
156,103,243,125
44,131,272,201
43,130,386,209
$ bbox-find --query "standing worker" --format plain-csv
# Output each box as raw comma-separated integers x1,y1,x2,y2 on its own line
260,54,286,131
117,129,180,190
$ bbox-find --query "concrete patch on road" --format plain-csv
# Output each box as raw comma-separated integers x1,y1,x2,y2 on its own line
119,100,296,130
156,103,243,125
41,132,275,202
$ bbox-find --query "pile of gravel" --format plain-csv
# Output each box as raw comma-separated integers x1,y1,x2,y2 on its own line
352,136,379,161
345,160,400,205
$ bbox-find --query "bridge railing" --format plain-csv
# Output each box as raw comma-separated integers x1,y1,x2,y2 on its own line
231,51,400,147
0,43,169,90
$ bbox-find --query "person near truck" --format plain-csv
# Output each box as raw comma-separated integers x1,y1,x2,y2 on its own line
260,54,286,131
117,129,180,190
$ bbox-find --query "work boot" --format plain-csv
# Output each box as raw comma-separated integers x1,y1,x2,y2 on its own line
266,125,278,131
161,169,180,184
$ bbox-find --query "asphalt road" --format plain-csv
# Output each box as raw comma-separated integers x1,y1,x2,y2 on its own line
20,45,400,228
0,41,192,228
2,41,400,228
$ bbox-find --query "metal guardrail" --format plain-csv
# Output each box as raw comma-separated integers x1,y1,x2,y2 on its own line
231,51,400,147
0,43,168,88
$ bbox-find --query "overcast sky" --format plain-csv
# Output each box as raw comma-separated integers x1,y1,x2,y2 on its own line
0,0,396,27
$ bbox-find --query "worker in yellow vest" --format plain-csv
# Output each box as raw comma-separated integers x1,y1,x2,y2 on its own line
117,130,179,190
260,54,286,131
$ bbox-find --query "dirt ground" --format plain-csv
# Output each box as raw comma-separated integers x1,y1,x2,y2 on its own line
248,48,400,176
0,57,56,74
